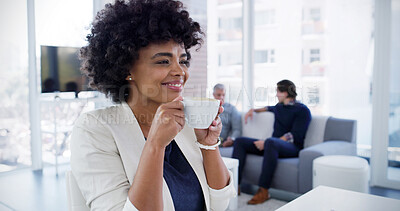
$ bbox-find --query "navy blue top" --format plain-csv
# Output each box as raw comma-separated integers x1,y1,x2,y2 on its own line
163,140,205,211
267,102,311,149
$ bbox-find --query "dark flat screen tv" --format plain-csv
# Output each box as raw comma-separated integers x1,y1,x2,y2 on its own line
40,45,90,95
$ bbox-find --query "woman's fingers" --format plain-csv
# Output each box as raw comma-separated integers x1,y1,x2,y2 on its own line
218,106,224,115
209,116,222,130
171,110,185,118
175,116,185,128
173,95,184,102
164,99,184,110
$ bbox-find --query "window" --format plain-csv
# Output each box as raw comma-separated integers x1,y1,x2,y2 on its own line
219,52,242,66
310,49,320,63
255,10,275,26
36,0,93,168
0,1,30,173
210,0,376,158
219,17,242,30
255,50,268,63
218,0,241,5
255,50,275,63
306,86,320,105
270,50,275,63
310,8,321,21
208,0,243,109
218,16,243,40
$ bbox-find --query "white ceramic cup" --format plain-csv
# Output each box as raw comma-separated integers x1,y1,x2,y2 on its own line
182,97,220,129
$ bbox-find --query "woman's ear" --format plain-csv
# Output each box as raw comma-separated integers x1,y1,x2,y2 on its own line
126,75,133,81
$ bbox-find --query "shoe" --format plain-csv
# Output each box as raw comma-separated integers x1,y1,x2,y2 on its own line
247,187,270,205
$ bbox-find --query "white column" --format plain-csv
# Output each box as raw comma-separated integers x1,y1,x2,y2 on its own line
27,0,42,170
242,0,254,110
370,0,400,189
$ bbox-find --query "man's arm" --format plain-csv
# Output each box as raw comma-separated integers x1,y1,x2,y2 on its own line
244,106,273,124
254,107,268,113
290,107,312,147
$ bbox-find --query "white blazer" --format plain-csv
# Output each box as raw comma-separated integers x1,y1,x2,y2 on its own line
70,102,236,211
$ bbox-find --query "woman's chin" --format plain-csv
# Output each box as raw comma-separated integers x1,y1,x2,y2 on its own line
167,93,182,102
160,91,183,102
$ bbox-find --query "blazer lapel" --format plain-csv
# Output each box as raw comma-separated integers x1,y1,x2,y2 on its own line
110,102,211,210
175,126,210,211
110,102,175,210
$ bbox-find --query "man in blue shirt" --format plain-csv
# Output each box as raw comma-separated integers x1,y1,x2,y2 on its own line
232,80,311,205
213,84,242,147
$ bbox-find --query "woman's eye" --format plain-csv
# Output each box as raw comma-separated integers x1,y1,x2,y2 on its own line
180,60,190,67
156,60,169,65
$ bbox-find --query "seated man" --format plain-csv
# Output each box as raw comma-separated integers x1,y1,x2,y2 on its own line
213,84,242,147
232,79,311,204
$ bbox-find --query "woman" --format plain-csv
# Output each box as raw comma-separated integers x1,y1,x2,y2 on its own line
71,0,236,210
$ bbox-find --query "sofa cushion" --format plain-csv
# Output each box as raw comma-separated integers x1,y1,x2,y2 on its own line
324,117,357,143
219,146,234,158
241,154,263,185
241,112,274,140
241,155,299,193
271,158,299,193
303,116,329,148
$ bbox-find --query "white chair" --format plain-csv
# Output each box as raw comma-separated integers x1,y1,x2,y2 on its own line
66,171,90,211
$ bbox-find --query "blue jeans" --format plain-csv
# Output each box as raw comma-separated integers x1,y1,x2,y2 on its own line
232,137,300,189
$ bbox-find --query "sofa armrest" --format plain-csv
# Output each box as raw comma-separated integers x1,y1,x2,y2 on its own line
298,141,357,193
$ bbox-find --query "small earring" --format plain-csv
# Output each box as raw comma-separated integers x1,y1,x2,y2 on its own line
128,77,133,81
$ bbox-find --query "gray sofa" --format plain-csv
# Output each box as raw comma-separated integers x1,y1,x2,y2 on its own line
219,112,357,194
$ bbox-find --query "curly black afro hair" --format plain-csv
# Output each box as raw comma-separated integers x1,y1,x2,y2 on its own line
80,0,204,103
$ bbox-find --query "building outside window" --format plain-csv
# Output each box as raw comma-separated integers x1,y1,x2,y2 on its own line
208,0,376,161
208,0,243,109
310,8,321,21
306,86,320,105
310,49,320,63
254,49,275,63
218,16,243,40
255,10,275,26
270,49,275,63
219,52,242,66
219,17,242,30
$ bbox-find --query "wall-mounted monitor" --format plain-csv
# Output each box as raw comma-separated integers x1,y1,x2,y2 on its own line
40,45,90,96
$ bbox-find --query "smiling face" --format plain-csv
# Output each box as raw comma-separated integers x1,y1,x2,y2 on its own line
127,40,189,105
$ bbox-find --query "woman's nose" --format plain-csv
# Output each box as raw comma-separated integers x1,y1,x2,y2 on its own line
171,61,185,76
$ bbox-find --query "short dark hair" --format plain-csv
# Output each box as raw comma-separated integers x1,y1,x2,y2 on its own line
80,0,204,103
277,79,297,99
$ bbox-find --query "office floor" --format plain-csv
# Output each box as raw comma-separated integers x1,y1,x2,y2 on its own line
0,164,400,211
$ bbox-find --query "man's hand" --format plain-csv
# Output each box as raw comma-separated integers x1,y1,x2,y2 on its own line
280,135,288,141
222,137,234,147
253,140,265,151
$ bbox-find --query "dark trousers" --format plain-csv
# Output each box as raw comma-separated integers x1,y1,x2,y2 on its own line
232,137,300,189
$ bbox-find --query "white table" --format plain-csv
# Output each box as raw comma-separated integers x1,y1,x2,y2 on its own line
277,185,400,211
222,157,239,210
